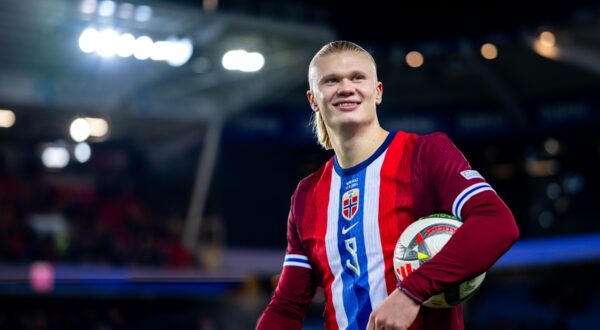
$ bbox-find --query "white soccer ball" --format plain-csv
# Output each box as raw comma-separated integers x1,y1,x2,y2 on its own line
393,213,486,308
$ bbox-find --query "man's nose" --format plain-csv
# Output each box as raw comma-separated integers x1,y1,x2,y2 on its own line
337,79,355,95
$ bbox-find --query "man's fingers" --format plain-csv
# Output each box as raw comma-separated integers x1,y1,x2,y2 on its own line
366,313,376,330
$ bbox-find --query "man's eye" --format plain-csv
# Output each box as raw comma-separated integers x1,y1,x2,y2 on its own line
325,79,338,84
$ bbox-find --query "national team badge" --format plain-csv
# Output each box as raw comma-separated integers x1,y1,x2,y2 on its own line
341,188,360,220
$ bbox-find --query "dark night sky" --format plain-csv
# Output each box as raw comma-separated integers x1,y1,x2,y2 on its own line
163,0,596,44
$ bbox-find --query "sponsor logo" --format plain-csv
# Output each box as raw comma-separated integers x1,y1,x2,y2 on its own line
341,188,359,220
460,170,484,180
341,222,358,235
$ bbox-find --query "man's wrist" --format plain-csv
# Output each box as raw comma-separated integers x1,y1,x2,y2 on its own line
396,283,423,305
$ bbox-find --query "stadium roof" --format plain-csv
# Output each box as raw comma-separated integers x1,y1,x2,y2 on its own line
0,0,598,141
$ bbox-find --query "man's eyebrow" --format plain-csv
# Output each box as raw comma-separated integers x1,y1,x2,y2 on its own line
319,73,338,82
319,70,367,82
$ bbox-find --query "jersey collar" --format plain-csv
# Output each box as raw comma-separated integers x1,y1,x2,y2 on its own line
333,131,397,177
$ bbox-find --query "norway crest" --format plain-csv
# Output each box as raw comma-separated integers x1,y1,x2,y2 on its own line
342,188,360,220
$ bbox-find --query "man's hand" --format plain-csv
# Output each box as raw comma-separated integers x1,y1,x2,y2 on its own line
366,288,420,330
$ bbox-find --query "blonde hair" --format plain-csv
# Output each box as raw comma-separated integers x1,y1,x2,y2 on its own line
308,41,377,150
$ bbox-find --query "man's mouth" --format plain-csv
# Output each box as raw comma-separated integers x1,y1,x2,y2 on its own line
334,101,360,111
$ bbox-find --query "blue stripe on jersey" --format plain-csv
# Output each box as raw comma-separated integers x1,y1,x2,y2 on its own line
337,170,372,330
452,182,494,218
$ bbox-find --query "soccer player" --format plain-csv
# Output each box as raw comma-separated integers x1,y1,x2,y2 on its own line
256,41,519,330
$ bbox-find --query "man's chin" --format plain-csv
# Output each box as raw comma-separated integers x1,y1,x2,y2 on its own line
329,118,373,131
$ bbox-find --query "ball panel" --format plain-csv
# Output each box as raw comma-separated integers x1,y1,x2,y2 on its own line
423,293,451,308
458,273,486,301
394,259,419,281
393,214,486,308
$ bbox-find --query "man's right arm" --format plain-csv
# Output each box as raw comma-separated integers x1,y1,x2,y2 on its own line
257,184,318,330
256,260,317,329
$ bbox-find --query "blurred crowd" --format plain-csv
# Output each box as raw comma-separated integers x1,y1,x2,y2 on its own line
0,144,195,268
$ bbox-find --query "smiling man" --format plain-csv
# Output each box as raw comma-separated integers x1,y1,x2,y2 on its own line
256,41,519,330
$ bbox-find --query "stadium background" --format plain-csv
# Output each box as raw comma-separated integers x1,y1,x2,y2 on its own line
0,0,599,328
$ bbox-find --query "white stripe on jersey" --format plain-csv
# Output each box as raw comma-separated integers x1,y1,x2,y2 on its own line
285,254,308,260
283,261,311,269
283,254,311,269
452,182,495,219
325,171,348,329
363,151,388,309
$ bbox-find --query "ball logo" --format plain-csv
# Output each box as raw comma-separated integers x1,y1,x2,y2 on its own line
423,225,457,236
396,263,414,279
341,188,359,220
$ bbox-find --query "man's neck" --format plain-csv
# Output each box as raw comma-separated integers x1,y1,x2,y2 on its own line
331,124,389,169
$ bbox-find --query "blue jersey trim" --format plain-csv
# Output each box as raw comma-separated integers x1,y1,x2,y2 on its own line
452,183,493,218
337,170,373,329
333,131,396,177
284,257,309,264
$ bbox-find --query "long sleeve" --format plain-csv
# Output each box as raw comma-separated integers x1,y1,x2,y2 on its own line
257,187,318,329
401,132,520,302
257,263,317,329
401,191,519,302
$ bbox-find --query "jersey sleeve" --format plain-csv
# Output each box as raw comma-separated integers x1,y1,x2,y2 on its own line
256,182,317,330
400,132,520,303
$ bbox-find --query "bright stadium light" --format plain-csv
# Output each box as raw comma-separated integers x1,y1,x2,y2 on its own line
41,146,70,169
78,26,194,66
116,33,135,57
79,27,99,53
0,109,16,128
96,29,119,57
222,49,246,71
480,43,498,60
117,2,134,19
239,52,264,72
80,0,98,15
70,118,91,142
540,31,556,47
98,0,116,17
534,31,559,59
166,38,194,67
406,51,424,68
150,40,172,61
134,5,153,22
222,49,264,72
74,142,92,163
133,35,154,60
86,117,109,138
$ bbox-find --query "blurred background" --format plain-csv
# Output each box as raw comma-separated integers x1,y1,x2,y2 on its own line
0,0,599,329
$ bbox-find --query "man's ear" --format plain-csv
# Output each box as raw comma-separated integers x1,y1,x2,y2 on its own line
375,82,383,105
307,90,319,112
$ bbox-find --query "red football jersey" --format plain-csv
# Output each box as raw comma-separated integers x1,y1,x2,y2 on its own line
257,131,519,330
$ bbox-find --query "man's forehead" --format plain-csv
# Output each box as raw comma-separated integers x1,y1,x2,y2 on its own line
312,52,376,77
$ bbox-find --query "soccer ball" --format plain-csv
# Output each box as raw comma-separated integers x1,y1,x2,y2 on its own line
393,213,486,308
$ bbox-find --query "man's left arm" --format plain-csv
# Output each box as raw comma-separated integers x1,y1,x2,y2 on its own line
368,132,519,328
401,132,520,302
400,189,519,301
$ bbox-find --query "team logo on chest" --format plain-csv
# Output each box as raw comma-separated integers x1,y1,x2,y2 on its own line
341,188,360,220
